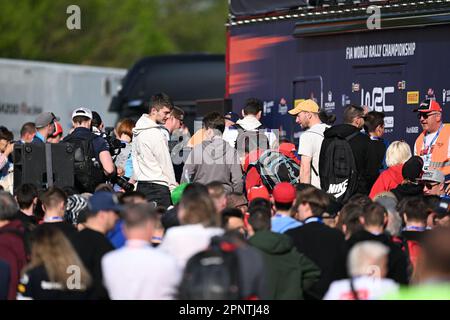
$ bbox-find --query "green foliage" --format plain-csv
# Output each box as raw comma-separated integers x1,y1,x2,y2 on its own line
0,0,227,68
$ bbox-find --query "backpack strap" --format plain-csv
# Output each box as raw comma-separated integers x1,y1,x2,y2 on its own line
345,131,360,142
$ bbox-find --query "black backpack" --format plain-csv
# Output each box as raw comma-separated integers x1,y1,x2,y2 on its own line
319,131,359,203
247,150,300,191
178,236,241,300
234,124,270,155
63,134,105,193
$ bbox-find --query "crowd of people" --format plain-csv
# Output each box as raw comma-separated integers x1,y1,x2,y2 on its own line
0,93,449,300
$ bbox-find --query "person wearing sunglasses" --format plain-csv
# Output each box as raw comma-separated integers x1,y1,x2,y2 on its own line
414,99,450,180
417,169,448,197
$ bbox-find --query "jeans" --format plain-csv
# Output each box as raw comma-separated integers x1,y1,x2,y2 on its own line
137,182,172,209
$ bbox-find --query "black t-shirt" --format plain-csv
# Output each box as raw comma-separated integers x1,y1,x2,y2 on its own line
35,222,78,245
15,211,39,227
17,265,89,300
64,127,109,161
74,228,114,299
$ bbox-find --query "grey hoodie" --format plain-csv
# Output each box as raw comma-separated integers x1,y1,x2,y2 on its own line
132,114,177,191
181,135,243,193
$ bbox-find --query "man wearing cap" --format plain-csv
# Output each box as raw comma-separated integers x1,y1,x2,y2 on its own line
62,107,115,192
47,121,63,143
289,99,329,189
271,182,302,233
414,99,450,177
418,169,448,197
73,191,121,299
32,112,58,144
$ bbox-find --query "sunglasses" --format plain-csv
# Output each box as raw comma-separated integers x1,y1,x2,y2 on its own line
421,181,440,189
417,112,439,119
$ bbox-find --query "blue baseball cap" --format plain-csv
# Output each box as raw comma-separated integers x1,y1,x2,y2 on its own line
88,191,123,213
224,112,240,124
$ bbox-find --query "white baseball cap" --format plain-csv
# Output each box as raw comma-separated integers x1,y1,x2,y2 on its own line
72,107,93,120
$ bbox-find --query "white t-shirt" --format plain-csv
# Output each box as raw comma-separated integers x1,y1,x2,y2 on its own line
324,277,399,300
298,123,329,189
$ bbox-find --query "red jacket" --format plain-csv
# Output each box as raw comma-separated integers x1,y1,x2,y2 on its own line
369,164,404,199
0,220,27,300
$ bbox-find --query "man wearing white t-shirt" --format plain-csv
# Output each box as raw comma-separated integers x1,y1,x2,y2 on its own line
288,99,329,189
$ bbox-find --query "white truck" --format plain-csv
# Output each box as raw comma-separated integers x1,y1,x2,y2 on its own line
0,58,126,139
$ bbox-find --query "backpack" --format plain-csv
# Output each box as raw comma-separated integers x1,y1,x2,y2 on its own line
319,131,359,203
247,150,300,191
63,134,105,193
234,124,270,155
178,236,241,300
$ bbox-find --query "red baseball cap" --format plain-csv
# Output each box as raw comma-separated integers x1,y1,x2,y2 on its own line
272,182,296,204
247,185,270,202
414,99,442,113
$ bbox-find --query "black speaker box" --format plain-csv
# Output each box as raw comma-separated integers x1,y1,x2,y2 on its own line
13,143,74,191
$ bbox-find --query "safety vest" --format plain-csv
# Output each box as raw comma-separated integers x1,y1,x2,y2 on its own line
414,123,450,176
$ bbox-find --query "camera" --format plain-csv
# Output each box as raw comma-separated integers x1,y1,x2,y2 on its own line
110,175,135,192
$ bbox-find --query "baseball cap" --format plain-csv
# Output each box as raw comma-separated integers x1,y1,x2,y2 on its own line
35,112,59,128
272,182,296,204
402,156,424,181
247,185,270,202
434,197,450,218
414,99,442,113
51,121,63,138
72,107,93,120
288,99,319,115
224,112,240,123
417,169,445,184
88,191,123,213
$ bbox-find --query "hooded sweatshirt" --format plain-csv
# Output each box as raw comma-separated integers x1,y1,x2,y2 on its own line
223,115,278,149
132,114,177,191
320,124,372,195
181,135,243,193
248,230,321,300
370,164,404,199
0,220,27,300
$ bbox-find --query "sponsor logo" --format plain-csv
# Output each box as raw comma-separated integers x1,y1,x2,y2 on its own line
327,179,348,199
443,89,450,105
263,101,274,115
426,88,435,100
278,98,288,115
352,83,360,92
324,91,336,111
397,81,406,90
384,116,394,129
406,126,419,134
407,91,419,105
342,94,351,107
361,86,394,112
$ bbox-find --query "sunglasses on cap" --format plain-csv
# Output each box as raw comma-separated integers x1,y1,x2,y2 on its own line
417,112,439,119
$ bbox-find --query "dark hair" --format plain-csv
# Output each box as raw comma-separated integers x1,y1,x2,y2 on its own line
150,93,173,112
72,116,90,124
248,198,272,211
171,106,185,120
401,197,428,224
0,126,13,142
123,203,157,229
362,202,386,227
337,203,364,236
319,110,336,125
183,183,209,199
119,191,146,204
274,201,292,212
422,195,441,216
91,111,103,129
343,105,365,124
221,208,244,229
40,187,67,210
0,191,19,221
248,205,271,232
95,183,114,193
294,188,329,217
15,183,38,210
364,111,385,133
295,183,316,193
203,112,225,134
347,194,373,211
20,122,36,137
243,98,263,116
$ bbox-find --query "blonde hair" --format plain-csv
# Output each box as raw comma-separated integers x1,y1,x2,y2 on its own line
24,225,91,290
385,141,412,167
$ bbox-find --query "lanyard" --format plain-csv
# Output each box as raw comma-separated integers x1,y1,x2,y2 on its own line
423,124,444,155
403,226,426,232
303,217,322,224
44,216,64,223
